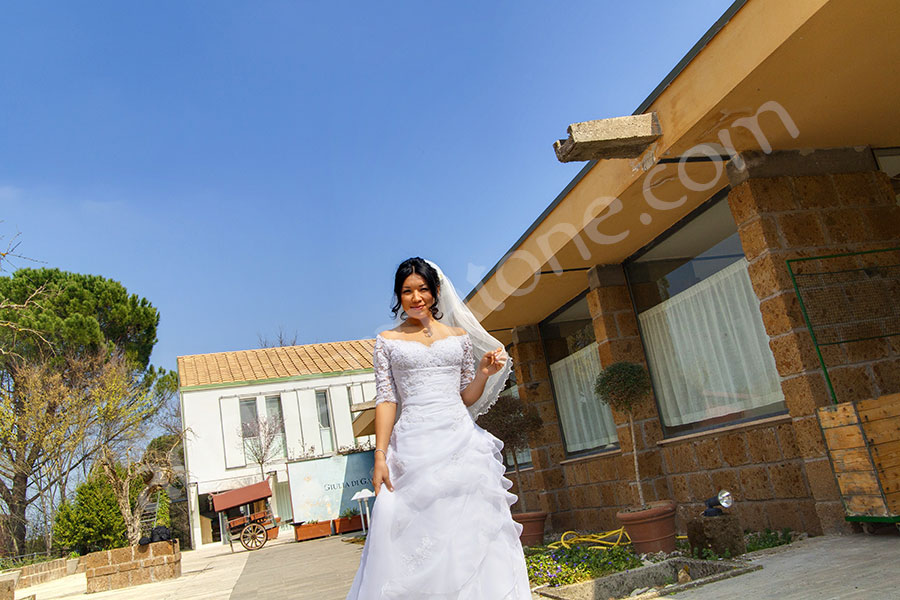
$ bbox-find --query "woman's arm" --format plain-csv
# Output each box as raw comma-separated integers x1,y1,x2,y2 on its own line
373,401,396,494
371,335,398,494
461,369,490,407
460,335,506,406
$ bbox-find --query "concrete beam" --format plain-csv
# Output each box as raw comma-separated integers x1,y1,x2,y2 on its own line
554,113,661,162
726,147,877,186
587,264,626,289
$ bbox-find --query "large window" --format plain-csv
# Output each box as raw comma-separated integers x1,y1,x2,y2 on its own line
540,294,618,455
315,390,335,454
239,398,259,462
626,195,786,435
265,395,287,459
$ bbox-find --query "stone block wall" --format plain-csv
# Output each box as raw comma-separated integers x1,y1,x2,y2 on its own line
84,540,181,593
661,419,825,534
508,325,568,529
16,558,68,589
726,147,900,532
505,147,899,538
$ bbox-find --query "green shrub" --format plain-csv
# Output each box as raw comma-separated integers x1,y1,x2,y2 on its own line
154,490,171,528
340,507,360,519
527,543,643,587
54,474,128,554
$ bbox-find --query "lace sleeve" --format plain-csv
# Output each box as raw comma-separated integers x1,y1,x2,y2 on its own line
373,336,398,405
460,334,476,392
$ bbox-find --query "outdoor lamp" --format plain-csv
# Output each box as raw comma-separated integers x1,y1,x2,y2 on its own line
702,489,733,517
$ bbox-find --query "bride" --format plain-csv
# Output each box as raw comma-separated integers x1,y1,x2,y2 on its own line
346,257,532,600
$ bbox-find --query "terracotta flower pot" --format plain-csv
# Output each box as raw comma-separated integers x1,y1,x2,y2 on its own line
616,499,677,554
293,521,333,542
333,515,363,534
513,511,548,546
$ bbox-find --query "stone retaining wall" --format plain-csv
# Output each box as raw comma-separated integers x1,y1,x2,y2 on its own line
17,558,68,589
84,540,180,593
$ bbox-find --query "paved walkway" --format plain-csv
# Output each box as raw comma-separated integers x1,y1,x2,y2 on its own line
13,537,256,600
666,532,900,600
12,529,900,599
230,536,362,600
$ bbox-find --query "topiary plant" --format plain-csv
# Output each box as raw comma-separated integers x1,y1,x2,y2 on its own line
595,361,652,507
478,392,543,512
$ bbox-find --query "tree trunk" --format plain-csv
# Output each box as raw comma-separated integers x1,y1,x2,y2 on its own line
510,448,527,513
10,471,28,555
630,413,645,507
100,457,141,546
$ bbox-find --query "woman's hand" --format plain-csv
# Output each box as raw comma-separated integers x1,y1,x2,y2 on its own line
478,347,507,377
373,453,393,495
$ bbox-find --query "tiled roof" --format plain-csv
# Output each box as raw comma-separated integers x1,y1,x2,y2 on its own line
177,338,376,388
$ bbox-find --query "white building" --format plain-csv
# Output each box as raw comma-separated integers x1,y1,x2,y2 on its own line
177,339,377,548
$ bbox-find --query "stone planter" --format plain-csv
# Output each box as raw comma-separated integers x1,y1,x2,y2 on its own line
84,540,181,593
617,500,677,554
333,515,363,534
293,521,333,542
513,511,548,546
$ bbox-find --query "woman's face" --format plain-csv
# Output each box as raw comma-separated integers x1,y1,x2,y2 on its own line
400,272,436,320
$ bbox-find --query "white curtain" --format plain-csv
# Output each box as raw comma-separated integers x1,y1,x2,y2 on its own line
549,342,618,452
638,258,784,427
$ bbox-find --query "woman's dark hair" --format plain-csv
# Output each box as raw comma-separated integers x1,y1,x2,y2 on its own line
391,257,442,320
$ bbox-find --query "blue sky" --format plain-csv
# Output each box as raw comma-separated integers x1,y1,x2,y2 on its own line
0,1,735,372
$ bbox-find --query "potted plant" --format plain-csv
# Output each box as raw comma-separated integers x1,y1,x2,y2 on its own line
478,392,546,546
333,507,363,534
293,519,333,542
595,361,676,553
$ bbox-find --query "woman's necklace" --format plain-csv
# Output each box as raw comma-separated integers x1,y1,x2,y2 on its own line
422,325,433,337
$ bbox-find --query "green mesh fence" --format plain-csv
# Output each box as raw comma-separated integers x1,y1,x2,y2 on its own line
787,247,900,404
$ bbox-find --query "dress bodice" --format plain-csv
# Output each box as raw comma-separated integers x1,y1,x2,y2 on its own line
373,333,476,410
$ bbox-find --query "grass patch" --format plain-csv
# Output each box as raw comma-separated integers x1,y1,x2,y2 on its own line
745,528,793,552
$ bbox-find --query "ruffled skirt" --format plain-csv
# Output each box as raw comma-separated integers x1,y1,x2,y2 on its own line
346,402,531,600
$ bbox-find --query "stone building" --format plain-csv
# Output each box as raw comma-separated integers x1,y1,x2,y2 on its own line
463,0,900,536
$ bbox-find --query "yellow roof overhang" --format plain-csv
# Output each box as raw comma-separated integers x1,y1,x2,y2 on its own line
467,0,900,344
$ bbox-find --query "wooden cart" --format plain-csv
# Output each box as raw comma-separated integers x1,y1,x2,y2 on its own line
211,481,280,551
817,393,900,532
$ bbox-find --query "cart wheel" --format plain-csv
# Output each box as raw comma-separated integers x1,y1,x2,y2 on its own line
240,523,268,550
861,522,876,535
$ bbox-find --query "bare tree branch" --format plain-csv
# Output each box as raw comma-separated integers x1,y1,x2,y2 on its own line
238,417,286,481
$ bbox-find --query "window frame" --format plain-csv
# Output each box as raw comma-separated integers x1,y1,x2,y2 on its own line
623,188,788,438
264,394,288,459
539,290,620,460
238,397,260,463
314,388,337,455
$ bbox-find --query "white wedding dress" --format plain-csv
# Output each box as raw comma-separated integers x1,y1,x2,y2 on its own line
346,333,532,600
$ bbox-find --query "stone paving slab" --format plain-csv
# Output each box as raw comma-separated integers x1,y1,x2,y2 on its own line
667,533,900,600
231,536,363,600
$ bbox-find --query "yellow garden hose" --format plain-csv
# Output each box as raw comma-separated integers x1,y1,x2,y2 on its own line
547,529,687,550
